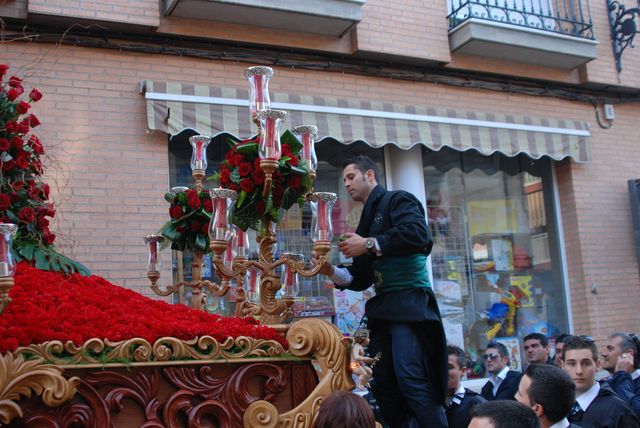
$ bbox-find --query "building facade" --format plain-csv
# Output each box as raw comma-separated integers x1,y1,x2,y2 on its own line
2,0,640,368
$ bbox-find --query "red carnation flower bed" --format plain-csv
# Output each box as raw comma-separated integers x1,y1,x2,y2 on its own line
0,263,287,353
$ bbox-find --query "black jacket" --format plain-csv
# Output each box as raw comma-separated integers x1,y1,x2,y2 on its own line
340,185,448,405
480,369,522,401
569,383,640,428
446,388,486,428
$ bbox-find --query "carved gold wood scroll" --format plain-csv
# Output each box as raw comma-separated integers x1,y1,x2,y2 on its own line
243,318,355,428
0,353,79,425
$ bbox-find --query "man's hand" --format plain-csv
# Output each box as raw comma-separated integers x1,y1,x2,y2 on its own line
311,251,334,276
615,352,635,373
338,232,368,258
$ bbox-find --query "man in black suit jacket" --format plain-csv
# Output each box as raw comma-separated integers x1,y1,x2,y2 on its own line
446,345,486,428
516,363,581,428
480,341,522,401
562,335,639,428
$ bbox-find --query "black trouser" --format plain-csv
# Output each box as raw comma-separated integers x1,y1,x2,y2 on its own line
369,321,448,428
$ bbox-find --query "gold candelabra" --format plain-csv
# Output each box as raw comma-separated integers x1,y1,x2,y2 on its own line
147,66,334,325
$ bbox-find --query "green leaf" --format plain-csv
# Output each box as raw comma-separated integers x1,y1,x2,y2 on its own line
176,192,188,205
164,192,176,203
49,255,61,272
21,245,35,261
34,249,50,270
195,233,208,252
281,188,298,211
236,141,259,155
237,190,248,208
281,130,302,154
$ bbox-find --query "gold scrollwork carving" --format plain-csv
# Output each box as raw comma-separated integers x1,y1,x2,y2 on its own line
243,318,354,428
13,335,287,365
0,353,79,425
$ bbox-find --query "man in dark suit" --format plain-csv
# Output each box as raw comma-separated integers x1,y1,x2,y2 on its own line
562,335,639,428
601,332,640,416
524,333,554,366
446,345,486,428
316,155,448,428
516,363,581,428
480,341,522,401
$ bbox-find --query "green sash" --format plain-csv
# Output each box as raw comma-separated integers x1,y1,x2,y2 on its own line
371,254,431,294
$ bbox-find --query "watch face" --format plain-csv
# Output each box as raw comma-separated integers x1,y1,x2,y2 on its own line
366,238,374,249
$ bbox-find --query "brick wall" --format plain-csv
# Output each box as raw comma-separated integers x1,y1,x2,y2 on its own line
3,42,640,336
27,0,159,27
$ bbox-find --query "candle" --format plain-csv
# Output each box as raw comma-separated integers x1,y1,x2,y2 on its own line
194,139,204,170
302,133,312,165
149,241,158,265
215,198,227,228
254,74,264,109
248,269,257,292
225,240,234,263
0,232,6,264
264,116,276,159
317,200,327,241
189,136,211,172
0,262,8,277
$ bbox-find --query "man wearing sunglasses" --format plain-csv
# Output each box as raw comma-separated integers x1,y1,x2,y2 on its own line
480,341,522,401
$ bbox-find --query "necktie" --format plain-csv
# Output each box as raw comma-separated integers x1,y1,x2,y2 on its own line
569,402,583,422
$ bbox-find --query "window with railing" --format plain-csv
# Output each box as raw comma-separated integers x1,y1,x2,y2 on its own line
447,0,594,39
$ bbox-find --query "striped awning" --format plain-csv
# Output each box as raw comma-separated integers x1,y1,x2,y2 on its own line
140,80,591,162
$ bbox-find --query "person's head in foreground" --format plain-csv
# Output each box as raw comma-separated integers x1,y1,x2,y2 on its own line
516,363,575,428
312,390,376,428
468,400,540,428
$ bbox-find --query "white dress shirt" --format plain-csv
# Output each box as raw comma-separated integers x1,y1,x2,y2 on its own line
488,366,510,396
576,381,600,412
549,417,570,428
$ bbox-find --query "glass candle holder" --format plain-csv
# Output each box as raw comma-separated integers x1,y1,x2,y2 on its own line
292,125,318,173
189,135,211,172
208,188,238,241
224,230,237,269
281,252,303,298
170,186,189,195
0,223,18,277
234,227,250,258
310,192,338,242
244,66,273,120
256,110,287,160
144,234,164,273
246,267,261,304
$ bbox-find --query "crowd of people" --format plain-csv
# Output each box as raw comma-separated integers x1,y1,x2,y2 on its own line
312,155,640,428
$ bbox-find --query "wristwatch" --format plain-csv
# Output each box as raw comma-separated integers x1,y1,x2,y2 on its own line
365,237,376,254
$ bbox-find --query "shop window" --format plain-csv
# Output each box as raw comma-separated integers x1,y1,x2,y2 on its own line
423,146,568,375
168,130,384,322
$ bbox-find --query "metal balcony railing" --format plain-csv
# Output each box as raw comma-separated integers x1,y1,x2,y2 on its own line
448,0,595,39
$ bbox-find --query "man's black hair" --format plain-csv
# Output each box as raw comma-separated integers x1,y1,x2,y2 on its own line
555,333,569,344
524,364,575,424
470,400,539,428
447,344,467,369
342,155,379,181
562,335,598,361
486,341,509,358
524,333,549,347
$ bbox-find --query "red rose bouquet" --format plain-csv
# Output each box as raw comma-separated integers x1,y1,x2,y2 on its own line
159,189,213,252
216,130,313,231
0,64,89,274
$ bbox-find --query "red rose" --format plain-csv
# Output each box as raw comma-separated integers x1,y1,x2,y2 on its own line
6,88,21,101
233,154,245,165
203,198,213,212
12,181,24,191
240,178,255,193
253,169,265,185
4,121,18,133
0,138,8,151
281,144,293,157
16,101,30,114
253,158,261,169
41,183,50,199
0,64,8,76
42,204,55,217
11,136,23,149
228,183,239,192
8,76,22,87
28,185,40,200
225,149,236,164
238,162,253,177
255,200,266,215
17,121,29,134
2,160,15,171
31,159,43,174
18,207,35,223
200,223,209,235
170,205,183,218
288,175,302,189
28,135,44,155
0,194,10,210
220,167,231,185
27,114,40,128
43,230,56,245
288,156,299,166
16,154,29,171
29,88,43,102
37,217,50,230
